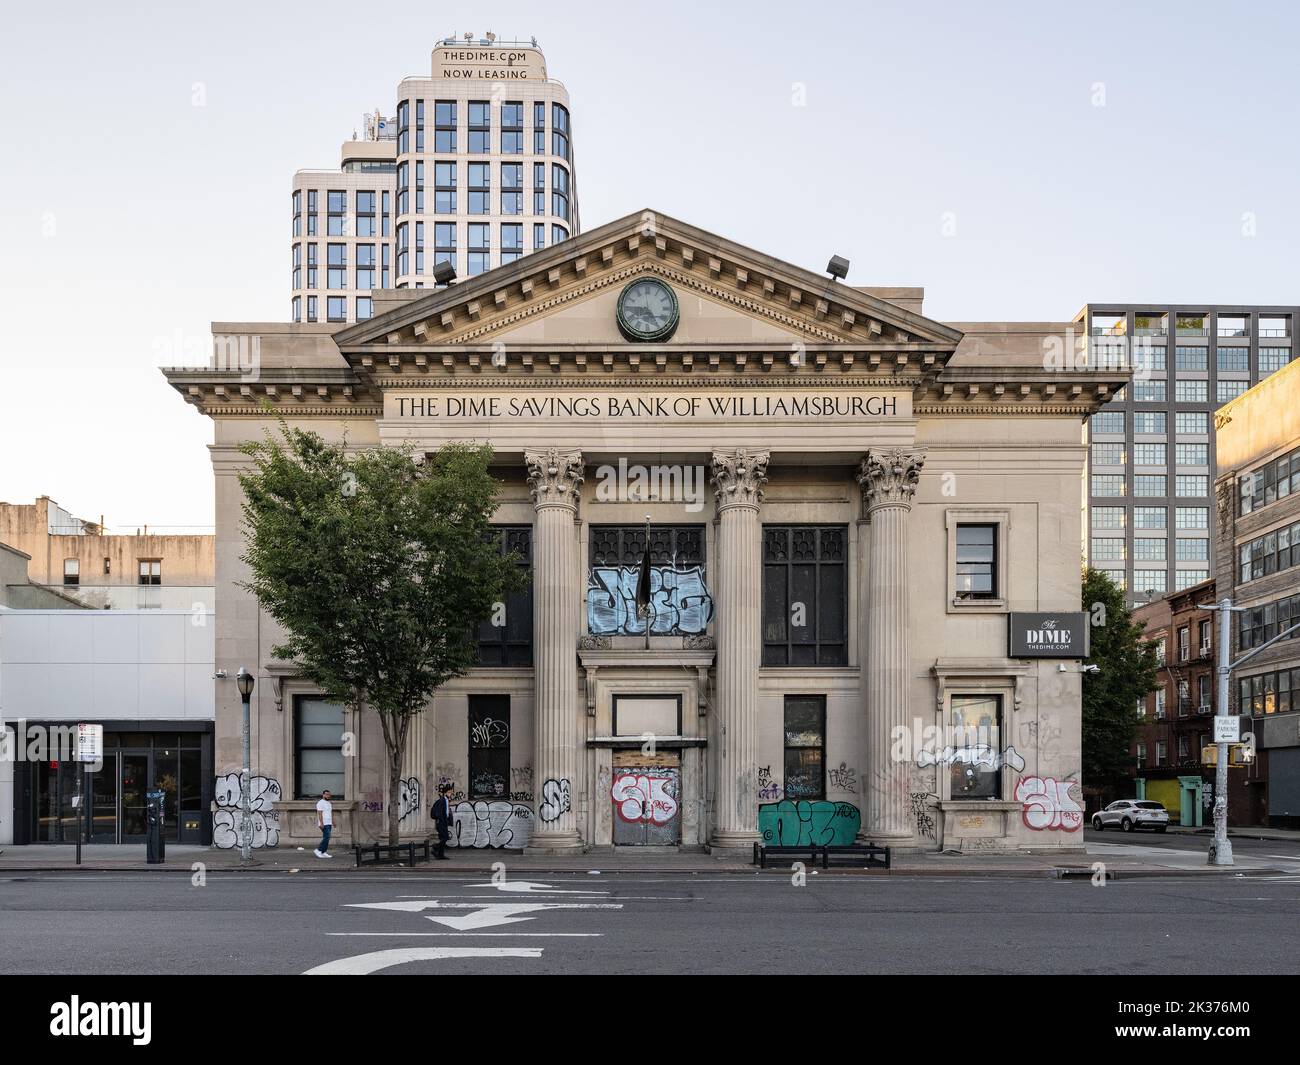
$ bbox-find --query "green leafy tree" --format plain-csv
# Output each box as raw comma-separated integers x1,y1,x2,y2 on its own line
238,425,526,846
1081,567,1159,791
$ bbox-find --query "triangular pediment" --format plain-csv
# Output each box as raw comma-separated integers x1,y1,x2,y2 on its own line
334,210,964,367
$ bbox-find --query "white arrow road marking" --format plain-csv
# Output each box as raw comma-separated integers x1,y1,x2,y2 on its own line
466,879,606,894
329,932,602,937
303,947,542,975
424,902,623,930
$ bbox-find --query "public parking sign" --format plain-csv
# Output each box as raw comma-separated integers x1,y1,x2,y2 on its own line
1213,716,1241,744
75,723,103,763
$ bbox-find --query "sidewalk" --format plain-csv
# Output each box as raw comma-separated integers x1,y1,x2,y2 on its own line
1,839,1293,877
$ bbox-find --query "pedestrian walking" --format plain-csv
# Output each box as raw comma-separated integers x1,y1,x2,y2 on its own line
315,789,334,858
432,783,454,859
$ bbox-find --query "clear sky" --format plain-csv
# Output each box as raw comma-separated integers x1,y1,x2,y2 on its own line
2,0,1298,528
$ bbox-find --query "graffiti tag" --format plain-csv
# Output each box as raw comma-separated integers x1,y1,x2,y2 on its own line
586,565,714,636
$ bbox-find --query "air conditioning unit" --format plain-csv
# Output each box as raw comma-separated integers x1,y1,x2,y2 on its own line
1197,703,1212,715
1200,642,1212,657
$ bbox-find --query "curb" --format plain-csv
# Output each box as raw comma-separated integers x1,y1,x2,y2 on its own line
0,863,1284,878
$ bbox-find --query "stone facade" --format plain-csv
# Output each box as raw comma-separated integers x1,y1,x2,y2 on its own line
166,209,1125,853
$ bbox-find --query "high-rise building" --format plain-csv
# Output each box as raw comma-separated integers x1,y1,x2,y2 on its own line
290,37,580,325
1077,304,1296,606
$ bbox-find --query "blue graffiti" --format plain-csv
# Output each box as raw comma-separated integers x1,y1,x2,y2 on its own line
586,565,714,636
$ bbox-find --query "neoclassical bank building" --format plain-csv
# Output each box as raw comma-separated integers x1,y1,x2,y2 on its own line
166,211,1122,854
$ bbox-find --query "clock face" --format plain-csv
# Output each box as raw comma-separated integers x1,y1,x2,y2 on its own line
616,278,679,342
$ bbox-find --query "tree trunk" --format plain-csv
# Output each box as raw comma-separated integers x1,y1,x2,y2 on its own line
385,714,412,848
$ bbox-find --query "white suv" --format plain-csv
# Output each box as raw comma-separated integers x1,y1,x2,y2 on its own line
1092,800,1169,833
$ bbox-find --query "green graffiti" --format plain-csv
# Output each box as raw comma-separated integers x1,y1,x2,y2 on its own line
758,800,861,846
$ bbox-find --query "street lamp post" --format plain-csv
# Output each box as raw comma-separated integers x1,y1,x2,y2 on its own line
235,668,255,863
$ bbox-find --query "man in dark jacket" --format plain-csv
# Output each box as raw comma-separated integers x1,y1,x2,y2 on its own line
432,783,454,859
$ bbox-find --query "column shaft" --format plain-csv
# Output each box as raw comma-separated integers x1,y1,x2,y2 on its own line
526,450,583,850
709,448,768,849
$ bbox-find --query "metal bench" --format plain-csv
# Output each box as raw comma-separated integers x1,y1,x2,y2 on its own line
753,841,891,870
353,839,432,867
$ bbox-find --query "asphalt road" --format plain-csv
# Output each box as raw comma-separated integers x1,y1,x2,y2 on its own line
3,869,1298,975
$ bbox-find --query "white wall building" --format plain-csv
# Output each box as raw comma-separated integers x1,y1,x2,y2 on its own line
0,609,215,846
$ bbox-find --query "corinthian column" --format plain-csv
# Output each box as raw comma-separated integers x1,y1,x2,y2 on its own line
709,447,769,849
857,448,924,843
525,448,584,850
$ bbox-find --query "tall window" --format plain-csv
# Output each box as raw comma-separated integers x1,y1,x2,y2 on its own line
434,100,457,152
501,163,523,214
949,695,1002,798
467,223,490,276
477,527,532,666
552,164,570,221
501,101,523,153
434,222,456,268
295,696,345,798
138,560,161,585
782,696,825,799
356,244,376,289
500,222,523,264
533,161,546,215
532,101,546,153
551,103,571,159
292,189,302,236
306,243,318,289
327,244,347,289
468,100,491,153
327,190,348,235
356,191,376,236
954,524,997,599
63,559,79,586
327,296,347,323
468,163,490,214
306,189,317,235
434,162,457,214
761,526,847,666
468,695,511,799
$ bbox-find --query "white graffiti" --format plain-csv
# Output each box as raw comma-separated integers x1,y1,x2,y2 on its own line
538,778,571,823
447,801,534,849
214,773,281,811
213,809,280,849
399,777,421,823
611,773,678,825
916,744,1026,772
212,773,283,849
1015,775,1083,832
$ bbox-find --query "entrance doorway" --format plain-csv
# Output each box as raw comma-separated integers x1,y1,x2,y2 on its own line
611,750,681,845
32,731,208,844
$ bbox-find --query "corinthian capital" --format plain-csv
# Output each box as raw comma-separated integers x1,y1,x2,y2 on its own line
710,448,769,511
525,448,584,509
857,448,924,514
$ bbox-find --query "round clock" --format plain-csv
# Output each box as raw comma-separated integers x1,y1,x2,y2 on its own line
616,278,679,342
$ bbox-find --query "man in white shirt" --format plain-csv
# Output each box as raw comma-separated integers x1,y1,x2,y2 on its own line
314,790,334,858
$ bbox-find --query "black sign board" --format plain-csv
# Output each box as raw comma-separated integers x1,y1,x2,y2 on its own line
1008,612,1090,658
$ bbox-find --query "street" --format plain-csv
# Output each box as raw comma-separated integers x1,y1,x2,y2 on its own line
3,865,1299,975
